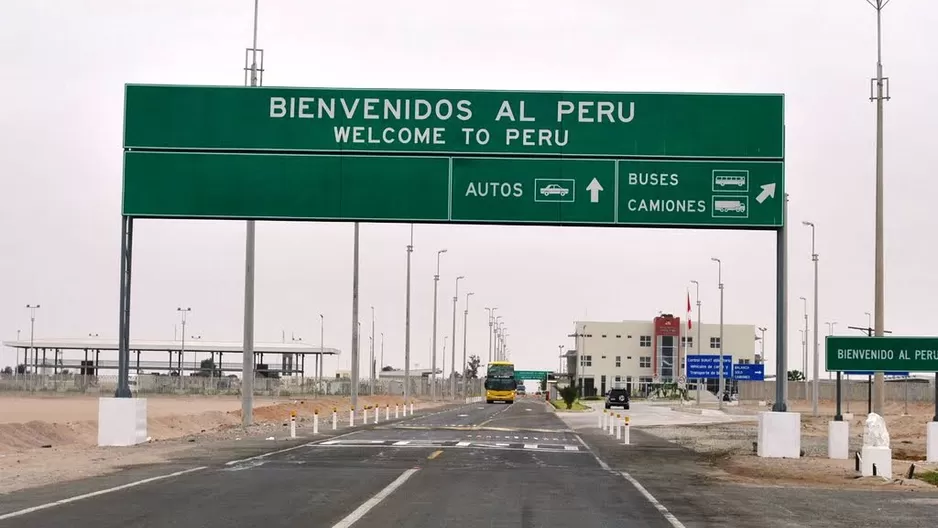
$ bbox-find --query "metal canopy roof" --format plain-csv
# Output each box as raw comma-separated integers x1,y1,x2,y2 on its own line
1,338,340,355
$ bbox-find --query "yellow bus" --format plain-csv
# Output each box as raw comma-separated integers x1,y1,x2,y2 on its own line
485,360,517,404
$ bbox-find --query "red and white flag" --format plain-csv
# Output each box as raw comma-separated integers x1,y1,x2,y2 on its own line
686,290,693,329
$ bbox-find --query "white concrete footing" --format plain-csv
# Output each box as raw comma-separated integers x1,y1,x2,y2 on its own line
927,422,938,463
97,397,147,447
828,421,849,459
757,411,801,458
861,446,892,479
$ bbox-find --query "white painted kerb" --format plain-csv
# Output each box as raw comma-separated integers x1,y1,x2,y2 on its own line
828,421,849,460
757,411,800,458
927,422,938,463
861,445,892,479
97,397,147,446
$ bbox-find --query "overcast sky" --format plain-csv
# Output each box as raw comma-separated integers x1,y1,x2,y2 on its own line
2,0,936,378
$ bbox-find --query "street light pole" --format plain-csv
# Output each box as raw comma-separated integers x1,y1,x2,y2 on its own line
758,327,767,364
451,275,464,398
370,306,375,395
868,0,891,416
462,292,474,399
431,249,447,400
826,321,837,380
177,307,191,376
803,220,820,416
350,223,360,412
690,280,701,405
485,307,496,365
405,225,413,404
711,258,724,410
26,305,40,377
318,313,324,397
380,332,384,388
800,296,808,384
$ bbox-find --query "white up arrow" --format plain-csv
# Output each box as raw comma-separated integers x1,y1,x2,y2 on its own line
586,178,604,203
755,183,776,204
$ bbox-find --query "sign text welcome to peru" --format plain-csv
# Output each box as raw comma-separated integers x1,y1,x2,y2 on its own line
124,85,783,159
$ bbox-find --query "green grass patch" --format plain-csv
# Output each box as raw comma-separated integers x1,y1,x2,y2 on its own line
550,399,588,411
918,470,938,486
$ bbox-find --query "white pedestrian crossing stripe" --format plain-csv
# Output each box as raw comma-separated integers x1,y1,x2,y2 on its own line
311,438,585,452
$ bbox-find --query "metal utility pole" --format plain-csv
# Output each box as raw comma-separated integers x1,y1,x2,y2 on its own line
867,0,891,415
450,276,464,398
558,344,564,373
26,305,40,377
758,327,767,363
431,249,447,400
711,258,725,409
690,280,702,404
772,194,790,412
442,336,448,394
404,225,413,403
568,325,589,397
350,223,360,412
803,221,820,416
241,0,264,427
177,307,191,376
826,321,837,381
461,292,474,398
799,296,809,383
318,314,324,397
370,306,375,395
380,332,384,391
485,307,496,365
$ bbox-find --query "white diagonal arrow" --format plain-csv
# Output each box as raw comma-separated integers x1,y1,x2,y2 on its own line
755,183,776,204
586,178,603,203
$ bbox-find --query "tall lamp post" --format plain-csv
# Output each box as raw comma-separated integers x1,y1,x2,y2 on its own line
431,249,447,400
485,307,497,365
799,296,808,385
826,321,837,381
450,276,465,398
803,220,820,416
26,305,40,378
757,327,767,364
370,306,375,395
177,307,191,376
318,314,324,397
404,225,414,404
710,258,725,410
461,292,474,398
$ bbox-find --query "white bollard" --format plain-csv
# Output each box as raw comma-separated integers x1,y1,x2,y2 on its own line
615,415,622,440
364,407,369,424
385,405,390,421
332,409,337,430
290,411,297,439
395,404,400,419
410,402,414,415
349,408,355,427
622,416,631,445
598,410,604,428
607,414,614,435
313,411,319,435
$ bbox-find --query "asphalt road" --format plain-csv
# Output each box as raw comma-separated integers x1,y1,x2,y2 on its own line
2,397,937,527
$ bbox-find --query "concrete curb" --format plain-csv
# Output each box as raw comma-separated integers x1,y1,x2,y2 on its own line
670,406,705,415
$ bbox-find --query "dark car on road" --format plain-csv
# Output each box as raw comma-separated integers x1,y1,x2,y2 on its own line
605,388,630,410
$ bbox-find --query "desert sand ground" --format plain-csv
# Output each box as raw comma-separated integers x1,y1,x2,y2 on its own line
0,394,447,494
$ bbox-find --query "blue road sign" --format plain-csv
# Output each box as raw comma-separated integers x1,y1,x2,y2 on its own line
844,371,910,377
686,355,734,378
733,363,765,381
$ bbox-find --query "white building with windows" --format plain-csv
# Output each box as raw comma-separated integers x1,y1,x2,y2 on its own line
570,314,758,397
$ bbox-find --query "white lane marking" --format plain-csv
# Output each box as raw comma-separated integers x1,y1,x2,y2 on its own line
0,466,207,521
321,440,342,445
619,471,687,528
523,444,538,449
392,440,411,446
369,440,385,444
455,441,471,447
564,445,579,451
330,468,419,528
495,443,510,447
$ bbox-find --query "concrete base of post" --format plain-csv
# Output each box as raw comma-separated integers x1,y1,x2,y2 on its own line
97,397,148,447
828,421,849,459
757,411,801,458
927,422,938,463
861,446,892,479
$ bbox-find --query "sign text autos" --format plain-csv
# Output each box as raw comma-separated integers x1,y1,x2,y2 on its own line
269,96,635,149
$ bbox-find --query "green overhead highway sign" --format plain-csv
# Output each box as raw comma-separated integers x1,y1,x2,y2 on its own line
514,370,550,381
826,336,938,373
124,153,783,228
124,84,784,159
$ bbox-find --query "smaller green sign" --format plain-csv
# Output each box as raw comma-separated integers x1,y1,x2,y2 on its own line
515,370,550,380
826,336,938,373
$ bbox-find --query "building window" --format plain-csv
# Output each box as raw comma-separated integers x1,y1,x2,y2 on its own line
614,375,621,383
710,337,721,349
681,336,694,348
601,355,606,359
601,334,607,338
639,336,652,347
581,355,592,367
639,356,651,368
616,334,622,338
740,359,751,364
615,356,621,368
